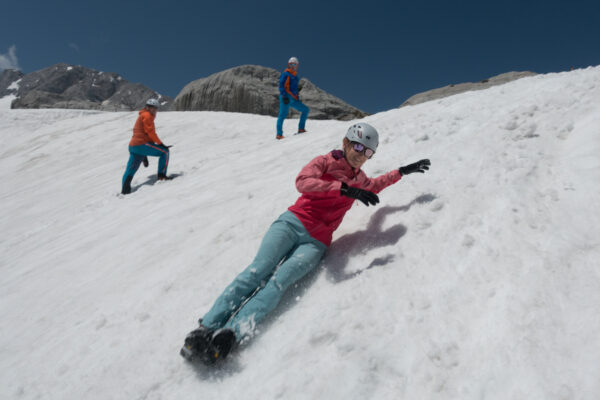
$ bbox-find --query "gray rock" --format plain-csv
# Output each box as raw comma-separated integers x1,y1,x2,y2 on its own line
401,71,537,107
0,69,24,96
6,63,172,111
174,65,367,120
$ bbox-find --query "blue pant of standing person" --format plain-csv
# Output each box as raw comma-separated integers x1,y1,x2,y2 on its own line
121,143,170,193
201,211,327,341
276,96,310,137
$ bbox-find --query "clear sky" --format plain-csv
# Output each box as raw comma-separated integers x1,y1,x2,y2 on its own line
1,0,599,113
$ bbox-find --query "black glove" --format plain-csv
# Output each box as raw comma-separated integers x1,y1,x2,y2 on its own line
340,182,380,206
283,97,290,105
142,156,149,167
160,144,173,149
399,159,431,175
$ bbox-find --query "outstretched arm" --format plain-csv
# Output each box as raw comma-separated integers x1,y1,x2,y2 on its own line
358,159,431,194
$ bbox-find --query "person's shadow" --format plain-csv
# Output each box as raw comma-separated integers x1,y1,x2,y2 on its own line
325,193,436,282
131,172,184,192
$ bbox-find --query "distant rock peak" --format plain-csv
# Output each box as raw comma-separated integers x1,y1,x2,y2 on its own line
0,63,172,111
174,64,368,121
400,71,537,107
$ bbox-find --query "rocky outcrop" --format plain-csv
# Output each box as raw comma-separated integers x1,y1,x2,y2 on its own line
0,69,24,96
401,71,537,107
174,65,367,120
2,63,172,111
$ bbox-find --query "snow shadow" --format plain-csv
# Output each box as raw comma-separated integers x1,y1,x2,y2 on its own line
325,193,436,282
131,172,184,192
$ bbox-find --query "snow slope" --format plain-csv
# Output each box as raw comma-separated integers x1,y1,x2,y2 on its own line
0,94,16,110
1,66,599,400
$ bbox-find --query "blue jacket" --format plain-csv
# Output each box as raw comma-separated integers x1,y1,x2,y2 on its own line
279,68,299,100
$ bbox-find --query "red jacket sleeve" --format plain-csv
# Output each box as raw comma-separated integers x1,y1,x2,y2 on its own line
356,169,402,194
295,155,342,193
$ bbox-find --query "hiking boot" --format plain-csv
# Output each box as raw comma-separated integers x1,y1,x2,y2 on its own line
157,173,173,181
180,323,215,363
276,135,284,140
121,176,133,195
210,328,237,361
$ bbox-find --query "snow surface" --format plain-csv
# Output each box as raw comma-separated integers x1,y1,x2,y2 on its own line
1,67,599,400
0,94,16,110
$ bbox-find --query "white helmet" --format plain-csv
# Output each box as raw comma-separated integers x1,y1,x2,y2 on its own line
288,57,299,65
345,123,379,153
146,98,160,108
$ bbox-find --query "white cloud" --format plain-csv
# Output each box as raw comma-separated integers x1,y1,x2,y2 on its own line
69,43,80,52
0,45,20,71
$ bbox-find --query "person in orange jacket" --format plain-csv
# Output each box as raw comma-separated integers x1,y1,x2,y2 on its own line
276,56,309,139
121,98,171,195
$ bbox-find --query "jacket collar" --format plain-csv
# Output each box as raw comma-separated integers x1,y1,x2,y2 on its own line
331,150,360,177
139,108,155,119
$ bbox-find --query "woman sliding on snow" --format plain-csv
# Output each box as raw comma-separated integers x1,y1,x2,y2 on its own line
181,123,431,364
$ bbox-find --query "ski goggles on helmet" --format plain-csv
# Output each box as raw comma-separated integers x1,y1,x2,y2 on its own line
352,142,375,159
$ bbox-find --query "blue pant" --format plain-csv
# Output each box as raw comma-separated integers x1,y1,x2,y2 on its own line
276,96,309,136
202,211,326,341
121,143,169,186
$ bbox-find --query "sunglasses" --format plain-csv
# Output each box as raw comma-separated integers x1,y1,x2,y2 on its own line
289,63,298,67
352,142,374,158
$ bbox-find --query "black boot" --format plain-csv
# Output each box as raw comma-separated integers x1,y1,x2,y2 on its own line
180,322,237,364
121,176,133,195
157,173,173,181
210,328,237,361
180,323,214,363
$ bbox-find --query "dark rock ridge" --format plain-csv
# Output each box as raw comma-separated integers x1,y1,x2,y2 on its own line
400,71,537,107
0,63,172,111
174,65,367,120
0,69,24,96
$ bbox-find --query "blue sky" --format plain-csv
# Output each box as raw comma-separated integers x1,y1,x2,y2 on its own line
1,0,599,113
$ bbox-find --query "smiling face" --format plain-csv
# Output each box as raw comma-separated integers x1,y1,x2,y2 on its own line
343,138,369,169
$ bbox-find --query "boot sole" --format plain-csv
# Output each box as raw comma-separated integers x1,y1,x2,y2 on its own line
210,329,236,361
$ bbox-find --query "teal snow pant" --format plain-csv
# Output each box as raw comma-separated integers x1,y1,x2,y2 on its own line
121,143,169,186
276,96,309,136
201,211,326,341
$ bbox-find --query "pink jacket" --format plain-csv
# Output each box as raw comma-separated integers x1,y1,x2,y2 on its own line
288,150,402,246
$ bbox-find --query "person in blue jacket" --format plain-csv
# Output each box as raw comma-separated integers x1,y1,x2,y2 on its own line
276,57,310,139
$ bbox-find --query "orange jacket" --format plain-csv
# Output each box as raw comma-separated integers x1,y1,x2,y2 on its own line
129,109,162,147
279,68,299,100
